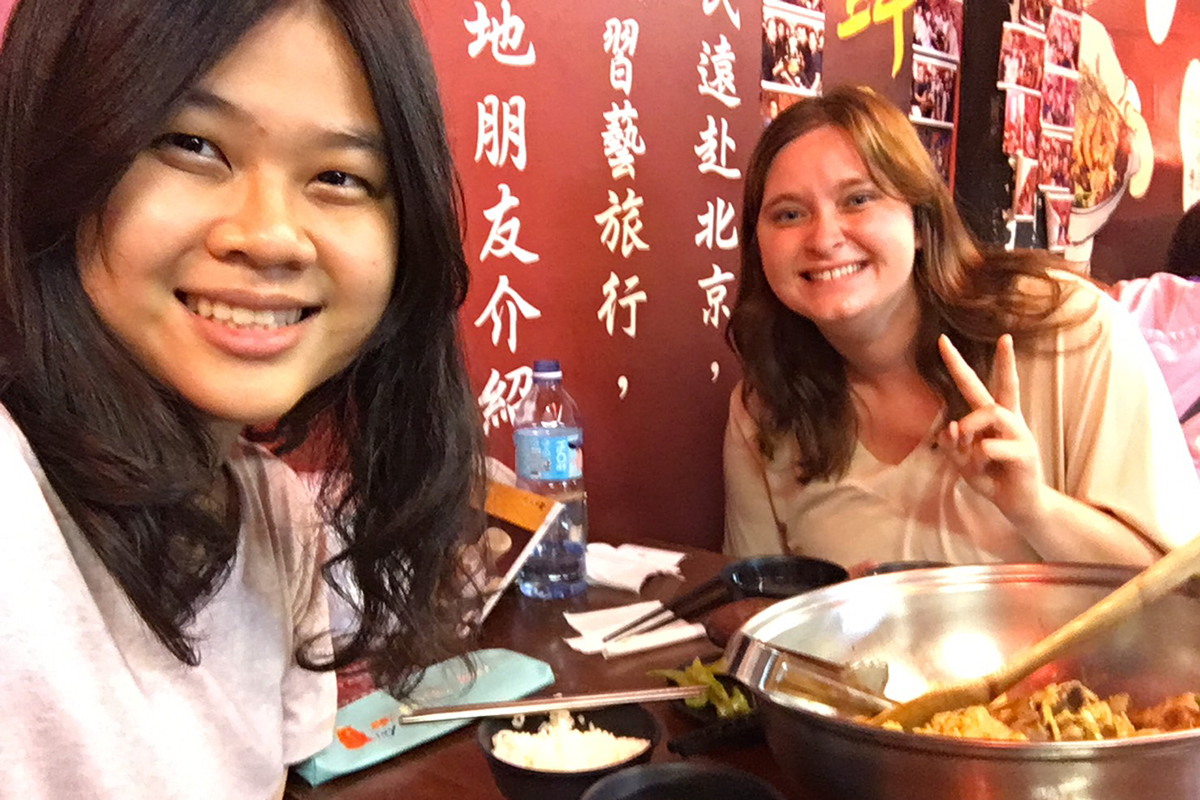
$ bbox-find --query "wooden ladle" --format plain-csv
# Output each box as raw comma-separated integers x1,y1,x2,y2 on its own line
873,532,1200,730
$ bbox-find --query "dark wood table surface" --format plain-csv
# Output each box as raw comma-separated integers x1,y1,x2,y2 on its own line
285,544,813,800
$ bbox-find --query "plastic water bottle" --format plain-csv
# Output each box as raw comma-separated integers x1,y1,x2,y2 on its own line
512,359,588,599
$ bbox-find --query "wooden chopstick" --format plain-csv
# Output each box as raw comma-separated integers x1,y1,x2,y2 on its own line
600,577,729,642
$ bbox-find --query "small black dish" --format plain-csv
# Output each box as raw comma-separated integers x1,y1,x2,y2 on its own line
666,712,764,757
720,555,848,600
477,704,660,800
580,762,788,800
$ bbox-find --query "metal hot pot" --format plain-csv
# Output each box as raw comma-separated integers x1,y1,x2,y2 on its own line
725,563,1200,800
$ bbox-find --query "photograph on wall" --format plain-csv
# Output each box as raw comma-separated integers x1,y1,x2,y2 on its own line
1044,189,1073,250
760,87,804,125
1018,0,1046,29
1045,7,1081,72
1042,68,1078,130
1003,88,1028,156
913,0,963,62
1013,153,1038,219
1038,129,1073,190
998,23,1046,91
762,4,824,96
916,123,953,182
1003,88,1042,159
1021,92,1042,158
911,55,957,126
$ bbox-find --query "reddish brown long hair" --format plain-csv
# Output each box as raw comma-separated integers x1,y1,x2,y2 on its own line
729,85,1079,480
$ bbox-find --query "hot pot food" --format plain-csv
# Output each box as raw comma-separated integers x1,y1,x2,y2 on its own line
726,564,1200,800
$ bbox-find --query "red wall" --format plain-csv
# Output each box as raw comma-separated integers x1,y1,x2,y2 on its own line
417,1,758,549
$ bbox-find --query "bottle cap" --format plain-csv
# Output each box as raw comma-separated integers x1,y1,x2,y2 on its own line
532,359,562,378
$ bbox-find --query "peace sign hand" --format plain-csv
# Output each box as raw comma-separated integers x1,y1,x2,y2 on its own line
937,334,1046,526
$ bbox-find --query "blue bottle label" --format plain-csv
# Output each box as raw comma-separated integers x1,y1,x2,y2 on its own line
515,430,583,481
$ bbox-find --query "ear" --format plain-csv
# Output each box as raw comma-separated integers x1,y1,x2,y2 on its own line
76,213,102,268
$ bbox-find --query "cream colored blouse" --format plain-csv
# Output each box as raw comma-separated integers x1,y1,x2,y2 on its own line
723,280,1199,566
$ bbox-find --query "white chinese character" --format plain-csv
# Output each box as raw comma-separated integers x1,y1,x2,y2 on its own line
480,183,539,264
698,264,735,326
465,0,536,67
702,0,741,28
697,36,740,109
473,275,542,353
602,101,646,181
603,18,639,95
475,95,527,170
695,197,738,250
478,366,534,435
597,272,648,338
694,115,741,180
594,188,650,258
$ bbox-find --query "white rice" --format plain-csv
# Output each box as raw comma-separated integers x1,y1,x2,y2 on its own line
491,709,650,772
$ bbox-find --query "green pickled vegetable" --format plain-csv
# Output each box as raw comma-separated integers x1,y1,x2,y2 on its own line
648,657,752,718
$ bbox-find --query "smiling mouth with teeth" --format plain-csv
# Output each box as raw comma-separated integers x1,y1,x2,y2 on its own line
806,263,866,282
178,292,315,330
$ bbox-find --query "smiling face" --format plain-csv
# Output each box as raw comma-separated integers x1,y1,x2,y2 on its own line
755,125,919,341
79,1,396,432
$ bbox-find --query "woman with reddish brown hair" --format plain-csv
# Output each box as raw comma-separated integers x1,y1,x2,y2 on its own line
724,85,1196,569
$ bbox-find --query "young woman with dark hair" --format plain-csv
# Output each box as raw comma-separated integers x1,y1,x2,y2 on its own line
723,85,1196,569
0,0,483,796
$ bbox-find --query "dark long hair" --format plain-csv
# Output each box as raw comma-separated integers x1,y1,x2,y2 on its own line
1165,202,1200,279
0,0,484,689
728,86,1077,480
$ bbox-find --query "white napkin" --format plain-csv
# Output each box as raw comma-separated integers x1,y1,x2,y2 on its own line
586,543,687,592
563,600,707,659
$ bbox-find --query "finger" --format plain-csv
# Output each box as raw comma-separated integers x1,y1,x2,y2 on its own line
942,443,996,493
939,335,995,410
955,404,1024,443
977,437,1029,464
991,334,1021,413
938,420,958,451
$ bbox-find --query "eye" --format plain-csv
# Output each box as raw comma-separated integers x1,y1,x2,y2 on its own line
845,191,875,208
152,132,224,162
315,169,378,197
769,206,806,224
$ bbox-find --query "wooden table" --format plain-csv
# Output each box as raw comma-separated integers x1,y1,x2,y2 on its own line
285,545,810,800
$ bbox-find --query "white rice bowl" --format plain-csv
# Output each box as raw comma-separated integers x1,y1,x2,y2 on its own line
490,709,651,773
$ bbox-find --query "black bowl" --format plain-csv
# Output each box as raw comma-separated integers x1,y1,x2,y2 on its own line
720,555,848,600
580,762,787,800
477,704,660,800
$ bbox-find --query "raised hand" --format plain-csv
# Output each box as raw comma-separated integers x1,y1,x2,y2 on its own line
937,334,1045,525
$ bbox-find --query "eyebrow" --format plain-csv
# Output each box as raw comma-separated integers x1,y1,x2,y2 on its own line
177,87,389,158
763,177,877,205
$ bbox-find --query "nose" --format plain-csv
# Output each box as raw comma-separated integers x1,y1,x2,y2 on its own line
206,171,316,269
803,207,846,257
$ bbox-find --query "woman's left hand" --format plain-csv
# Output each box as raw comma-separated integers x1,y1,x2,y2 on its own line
937,334,1046,525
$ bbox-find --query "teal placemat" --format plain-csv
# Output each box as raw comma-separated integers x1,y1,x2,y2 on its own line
294,648,555,786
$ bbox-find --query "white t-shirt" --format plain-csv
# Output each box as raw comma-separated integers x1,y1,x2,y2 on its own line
723,281,1200,566
0,405,336,800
